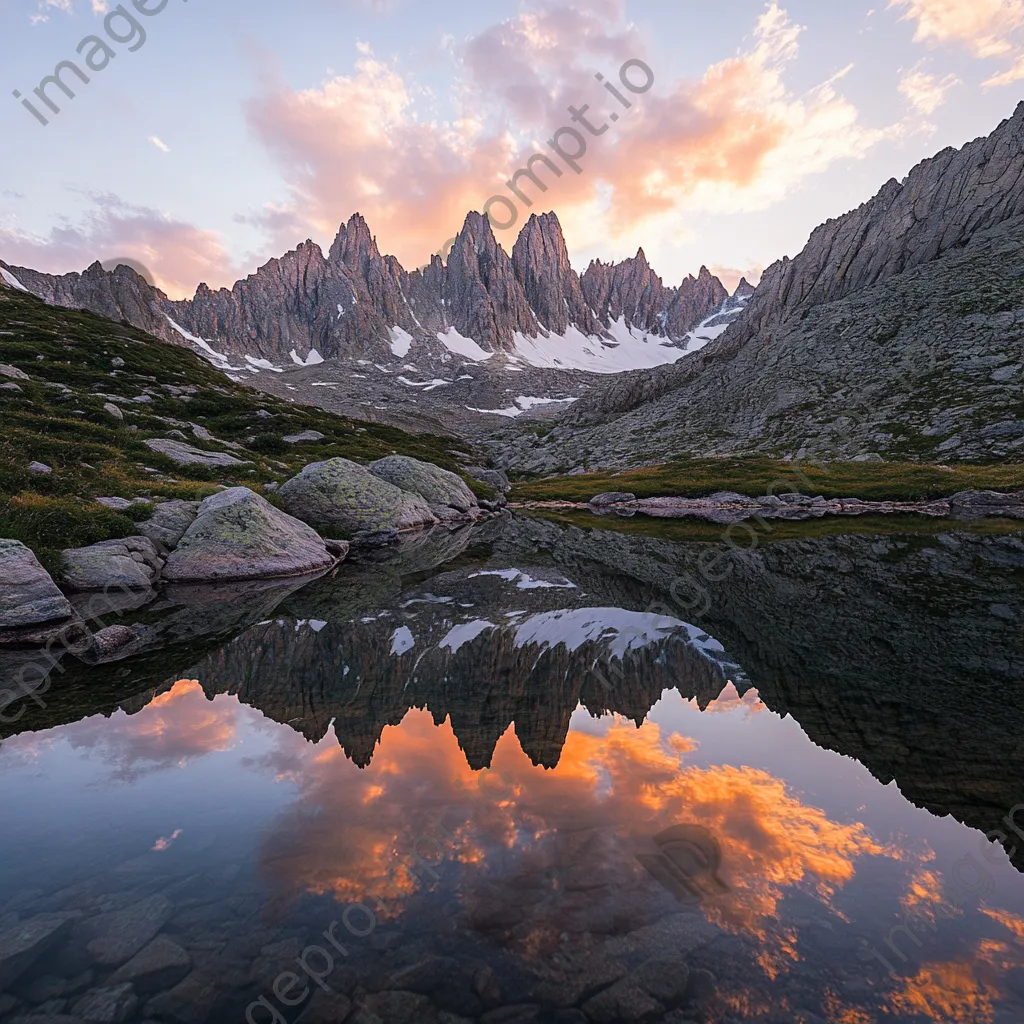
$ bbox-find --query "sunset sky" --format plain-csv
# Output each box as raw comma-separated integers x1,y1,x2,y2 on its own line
1,0,1022,298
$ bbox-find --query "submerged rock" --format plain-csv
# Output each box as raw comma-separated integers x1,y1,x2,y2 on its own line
109,936,191,995
370,455,478,514
0,540,73,632
162,488,337,583
60,537,163,591
71,982,139,1023
0,913,75,989
85,894,174,967
279,458,437,535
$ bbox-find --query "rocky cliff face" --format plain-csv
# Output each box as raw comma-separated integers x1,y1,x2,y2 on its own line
1,211,733,372
512,102,1024,470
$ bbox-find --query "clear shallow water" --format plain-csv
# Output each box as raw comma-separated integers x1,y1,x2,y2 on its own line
1,518,1023,1024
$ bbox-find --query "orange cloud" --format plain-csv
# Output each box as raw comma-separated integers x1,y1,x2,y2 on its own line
58,678,241,781
245,2,895,272
254,708,893,977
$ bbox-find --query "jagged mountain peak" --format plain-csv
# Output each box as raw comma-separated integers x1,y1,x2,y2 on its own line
3,206,733,374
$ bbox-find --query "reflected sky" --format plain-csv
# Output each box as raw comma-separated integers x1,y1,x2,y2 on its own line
2,674,1023,1023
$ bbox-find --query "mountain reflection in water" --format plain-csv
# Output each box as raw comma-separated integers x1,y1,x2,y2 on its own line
1,516,1023,1024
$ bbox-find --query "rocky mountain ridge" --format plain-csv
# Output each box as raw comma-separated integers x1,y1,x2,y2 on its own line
506,101,1024,471
1,211,737,376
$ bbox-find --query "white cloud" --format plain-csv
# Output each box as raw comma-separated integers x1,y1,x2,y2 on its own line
898,61,962,114
148,136,171,153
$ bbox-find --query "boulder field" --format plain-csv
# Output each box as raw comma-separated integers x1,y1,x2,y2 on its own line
0,457,500,644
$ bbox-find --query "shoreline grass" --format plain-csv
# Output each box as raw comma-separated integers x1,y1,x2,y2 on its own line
509,458,1024,505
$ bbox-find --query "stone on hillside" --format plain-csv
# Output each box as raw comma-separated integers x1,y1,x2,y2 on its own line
110,357,125,369
86,894,174,967
0,913,75,989
71,983,138,1023
0,381,21,391
463,466,511,493
0,363,29,380
109,937,191,995
370,455,477,513
0,540,73,631
162,487,336,583
283,430,326,444
103,403,124,422
138,500,199,547
29,462,52,474
589,492,637,507
279,459,438,534
143,439,251,468
60,537,163,591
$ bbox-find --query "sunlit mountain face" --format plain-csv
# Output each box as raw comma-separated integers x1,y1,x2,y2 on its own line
1,518,1023,1023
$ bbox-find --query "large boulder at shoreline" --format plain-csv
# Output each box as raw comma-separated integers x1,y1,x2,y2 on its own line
279,458,437,535
162,487,337,583
60,536,164,591
370,455,478,515
0,540,73,632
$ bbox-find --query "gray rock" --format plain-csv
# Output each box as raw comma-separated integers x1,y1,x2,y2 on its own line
79,625,143,663
369,455,478,514
351,528,400,547
142,970,219,1024
28,462,52,474
297,991,353,1023
102,403,124,422
949,490,1024,510
60,537,163,591
0,363,30,380
137,500,199,548
588,492,637,507
162,487,335,582
462,466,511,492
0,540,74,631
85,894,174,967
143,439,251,468
279,459,438,535
109,937,191,995
282,430,326,444
110,357,125,369
580,980,663,1022
0,914,75,989
72,983,138,1023
629,957,689,1004
1,381,22,391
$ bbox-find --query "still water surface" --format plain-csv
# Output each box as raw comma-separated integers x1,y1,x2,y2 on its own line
1,517,1023,1024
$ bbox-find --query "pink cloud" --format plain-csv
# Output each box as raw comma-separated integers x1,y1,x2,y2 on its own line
0,194,240,299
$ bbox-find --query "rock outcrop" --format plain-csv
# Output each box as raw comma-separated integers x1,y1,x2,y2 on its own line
508,101,1024,471
279,458,438,535
0,540,73,633
161,488,337,582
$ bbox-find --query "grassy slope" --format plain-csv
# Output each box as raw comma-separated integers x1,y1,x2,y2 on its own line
0,287,488,565
509,457,1024,504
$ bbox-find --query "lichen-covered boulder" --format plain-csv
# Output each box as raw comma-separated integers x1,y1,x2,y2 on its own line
0,539,73,631
138,500,199,547
60,536,164,591
369,456,478,514
162,487,337,582
279,459,437,535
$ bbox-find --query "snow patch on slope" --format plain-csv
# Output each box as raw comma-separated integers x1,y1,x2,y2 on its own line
512,323,684,374
290,348,324,367
389,326,414,358
467,396,578,418
438,327,493,362
0,268,29,292
164,316,246,372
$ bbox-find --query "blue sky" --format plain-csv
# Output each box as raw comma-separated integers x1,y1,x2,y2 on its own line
1,0,1022,297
